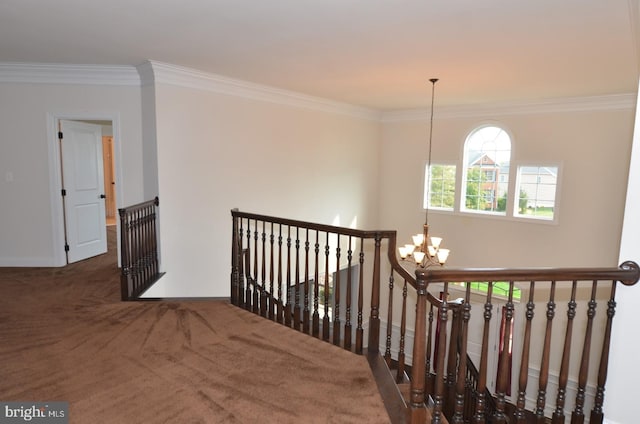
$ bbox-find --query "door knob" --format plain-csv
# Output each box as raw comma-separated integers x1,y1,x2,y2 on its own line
100,194,106,199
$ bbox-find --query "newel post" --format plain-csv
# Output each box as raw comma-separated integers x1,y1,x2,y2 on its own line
230,209,240,306
368,233,382,353
408,271,428,423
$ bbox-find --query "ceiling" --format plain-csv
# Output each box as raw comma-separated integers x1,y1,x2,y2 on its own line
1,0,639,111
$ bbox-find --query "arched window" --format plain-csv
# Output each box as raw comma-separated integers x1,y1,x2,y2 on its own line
461,125,511,214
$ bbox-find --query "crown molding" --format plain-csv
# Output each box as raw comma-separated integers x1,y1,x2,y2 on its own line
1,61,635,121
0,62,140,86
142,60,381,121
381,93,637,122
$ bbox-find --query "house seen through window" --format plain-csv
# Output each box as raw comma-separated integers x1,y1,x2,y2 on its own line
462,126,511,215
515,166,559,220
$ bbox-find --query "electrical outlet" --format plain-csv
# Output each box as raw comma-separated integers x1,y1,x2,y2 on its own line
5,171,13,182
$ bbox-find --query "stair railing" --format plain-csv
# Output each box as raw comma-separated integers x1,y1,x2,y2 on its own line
119,196,163,300
408,264,640,424
230,209,413,353
229,210,640,424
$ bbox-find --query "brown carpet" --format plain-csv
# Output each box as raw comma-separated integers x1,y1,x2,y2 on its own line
0,228,391,423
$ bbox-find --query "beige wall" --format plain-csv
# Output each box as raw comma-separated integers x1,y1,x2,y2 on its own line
144,71,382,297
606,77,640,424
379,106,635,269
0,82,144,266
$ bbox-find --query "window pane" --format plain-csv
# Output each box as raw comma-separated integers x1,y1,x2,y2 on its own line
462,126,511,214
424,164,456,210
515,166,558,220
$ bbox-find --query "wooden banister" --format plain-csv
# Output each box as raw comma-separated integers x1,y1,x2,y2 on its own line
229,210,640,424
119,196,163,300
410,262,639,424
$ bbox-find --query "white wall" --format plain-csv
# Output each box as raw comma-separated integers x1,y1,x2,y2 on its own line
142,63,381,297
604,78,640,424
379,102,635,269
0,80,144,266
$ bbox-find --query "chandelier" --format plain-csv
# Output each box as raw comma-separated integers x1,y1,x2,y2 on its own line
399,78,450,267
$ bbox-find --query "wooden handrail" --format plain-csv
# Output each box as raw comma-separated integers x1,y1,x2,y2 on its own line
415,262,640,286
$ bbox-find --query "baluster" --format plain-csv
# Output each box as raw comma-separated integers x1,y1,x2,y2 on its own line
312,230,320,338
408,273,429,424
260,221,267,317
238,216,245,306
536,281,557,421
130,210,138,292
323,232,331,341
151,202,158,275
277,224,284,324
245,219,252,311
445,303,461,418
128,210,135,292
385,270,394,367
141,207,148,289
138,207,145,286
230,214,239,305
119,208,131,300
344,236,353,351
135,209,142,293
269,223,275,320
303,229,310,334
142,206,149,283
590,281,617,424
572,281,598,424
151,198,159,277
494,282,515,424
355,238,365,354
138,206,145,287
294,227,301,330
473,282,494,423
553,281,578,424
515,282,536,423
425,303,435,398
452,283,472,424
397,278,408,383
252,222,260,314
368,233,382,353
333,236,341,346
432,281,450,424
285,226,292,326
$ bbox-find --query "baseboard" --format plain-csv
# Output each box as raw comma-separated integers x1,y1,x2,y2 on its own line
134,296,229,302
0,256,62,267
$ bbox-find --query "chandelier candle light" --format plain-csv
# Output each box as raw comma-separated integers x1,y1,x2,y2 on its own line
399,78,450,268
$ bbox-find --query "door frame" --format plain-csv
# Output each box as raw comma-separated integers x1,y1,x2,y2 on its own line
47,112,124,266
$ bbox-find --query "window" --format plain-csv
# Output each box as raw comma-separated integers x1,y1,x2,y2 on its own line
424,164,456,210
462,126,511,215
514,166,559,220
453,281,522,301
422,124,561,224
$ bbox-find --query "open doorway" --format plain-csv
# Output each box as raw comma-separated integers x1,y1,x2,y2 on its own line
48,113,122,267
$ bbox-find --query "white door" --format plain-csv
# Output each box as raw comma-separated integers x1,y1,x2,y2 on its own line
60,120,107,263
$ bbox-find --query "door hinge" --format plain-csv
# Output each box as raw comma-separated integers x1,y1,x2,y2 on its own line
61,189,66,197
64,244,69,252
58,131,63,139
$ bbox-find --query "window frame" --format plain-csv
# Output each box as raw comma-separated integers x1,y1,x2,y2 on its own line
512,162,562,224
460,124,513,217
424,162,457,212
421,123,562,226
